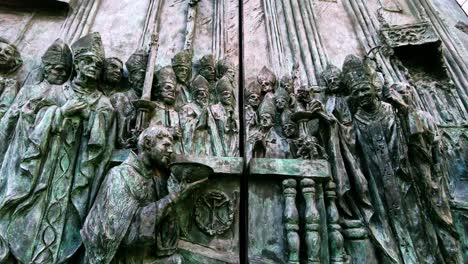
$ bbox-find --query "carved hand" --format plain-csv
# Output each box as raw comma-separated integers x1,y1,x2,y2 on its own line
307,100,323,113
388,88,408,112
61,99,87,117
176,177,208,202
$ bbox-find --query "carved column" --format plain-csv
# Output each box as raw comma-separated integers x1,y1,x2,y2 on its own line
325,181,345,264
342,220,378,264
282,179,300,264
301,179,321,264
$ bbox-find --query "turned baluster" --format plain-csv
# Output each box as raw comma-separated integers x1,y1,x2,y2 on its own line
301,178,321,263
326,181,345,264
282,179,300,264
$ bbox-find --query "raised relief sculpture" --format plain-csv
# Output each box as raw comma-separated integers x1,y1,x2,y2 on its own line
172,50,193,109
0,38,72,262
211,76,239,157
194,190,234,236
180,74,223,156
81,126,207,263
344,54,451,263
102,57,138,148
0,38,22,119
388,82,463,263
0,0,466,262
149,66,184,154
125,49,148,99
0,32,115,263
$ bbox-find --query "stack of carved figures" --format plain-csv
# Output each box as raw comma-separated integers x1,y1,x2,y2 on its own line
246,55,463,263
0,32,238,263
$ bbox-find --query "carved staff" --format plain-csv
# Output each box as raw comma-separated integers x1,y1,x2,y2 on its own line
135,0,165,131
184,0,202,51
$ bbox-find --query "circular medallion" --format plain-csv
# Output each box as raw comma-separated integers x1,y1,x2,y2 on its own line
194,190,234,236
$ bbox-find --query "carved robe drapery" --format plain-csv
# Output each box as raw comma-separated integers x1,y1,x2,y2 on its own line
180,102,224,156
248,127,290,159
2,82,115,263
353,102,438,264
149,103,184,155
211,103,239,157
398,107,462,263
81,152,180,264
105,88,138,148
175,83,192,110
0,81,59,262
0,74,18,120
0,81,54,166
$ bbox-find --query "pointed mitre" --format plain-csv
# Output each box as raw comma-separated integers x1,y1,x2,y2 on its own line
71,32,105,61
341,55,371,89
257,66,277,85
126,49,148,74
155,65,176,84
172,49,192,67
191,74,209,92
258,96,276,117
41,38,72,70
321,63,341,82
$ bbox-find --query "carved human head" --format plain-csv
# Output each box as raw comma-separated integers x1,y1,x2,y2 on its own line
296,85,312,104
246,81,261,108
280,75,294,94
321,64,343,94
199,54,216,83
216,76,235,107
103,57,123,84
71,32,105,82
138,125,174,169
172,50,192,85
275,86,289,112
257,66,276,94
0,37,22,74
192,75,210,107
281,110,298,139
126,49,148,95
342,55,378,111
216,58,235,82
258,96,275,129
153,66,177,105
41,38,72,85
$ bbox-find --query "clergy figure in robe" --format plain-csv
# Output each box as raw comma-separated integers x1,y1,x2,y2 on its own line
149,66,184,154
102,57,137,148
211,76,239,156
319,63,371,218
1,33,115,264
344,55,437,264
0,37,22,120
389,82,463,263
180,75,223,156
81,126,206,263
247,95,289,159
172,50,193,109
0,38,72,262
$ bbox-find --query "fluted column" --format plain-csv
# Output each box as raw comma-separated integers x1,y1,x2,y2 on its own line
282,179,300,264
325,181,345,264
301,179,321,263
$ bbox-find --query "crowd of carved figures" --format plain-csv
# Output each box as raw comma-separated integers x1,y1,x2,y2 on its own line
0,32,237,263
0,28,464,263
246,54,463,263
